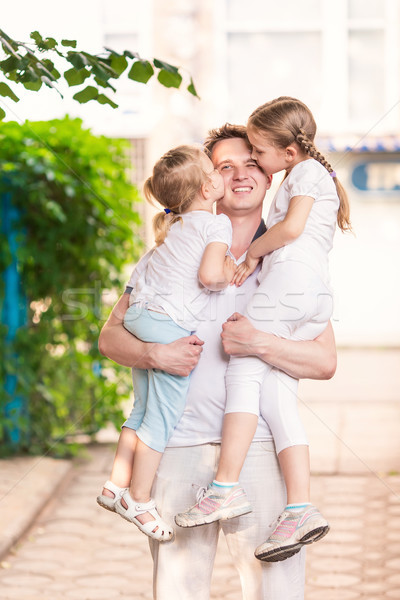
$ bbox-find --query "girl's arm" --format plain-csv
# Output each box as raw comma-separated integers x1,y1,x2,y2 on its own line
234,194,314,285
198,242,235,291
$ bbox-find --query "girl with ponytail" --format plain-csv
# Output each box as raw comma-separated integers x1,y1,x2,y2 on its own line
97,144,236,542
177,98,350,562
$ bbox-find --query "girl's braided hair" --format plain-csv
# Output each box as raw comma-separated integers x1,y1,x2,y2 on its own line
248,96,351,231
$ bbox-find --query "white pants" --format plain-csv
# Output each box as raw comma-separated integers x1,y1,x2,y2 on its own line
226,260,333,454
150,442,305,600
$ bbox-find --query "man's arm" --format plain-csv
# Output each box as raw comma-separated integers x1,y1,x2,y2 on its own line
98,293,204,376
221,313,336,380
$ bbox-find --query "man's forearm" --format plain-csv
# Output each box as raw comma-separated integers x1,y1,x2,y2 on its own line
221,315,337,380
254,328,336,380
98,294,159,368
99,294,204,376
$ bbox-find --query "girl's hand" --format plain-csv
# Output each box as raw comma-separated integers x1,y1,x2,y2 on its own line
232,255,259,286
223,255,237,284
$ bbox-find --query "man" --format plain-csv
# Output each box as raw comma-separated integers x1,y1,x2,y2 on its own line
99,124,336,599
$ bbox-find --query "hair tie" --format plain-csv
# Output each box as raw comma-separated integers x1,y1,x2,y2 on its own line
164,208,171,214
330,171,337,178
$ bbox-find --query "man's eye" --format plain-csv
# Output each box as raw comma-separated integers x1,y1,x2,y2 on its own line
220,165,232,170
248,161,258,166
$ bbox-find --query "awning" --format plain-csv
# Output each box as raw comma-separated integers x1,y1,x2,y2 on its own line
317,135,400,153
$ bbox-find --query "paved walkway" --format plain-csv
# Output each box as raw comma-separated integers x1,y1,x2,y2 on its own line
0,349,399,599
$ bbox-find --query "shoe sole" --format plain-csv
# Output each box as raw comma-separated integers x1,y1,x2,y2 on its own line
175,504,253,528
255,525,330,563
96,497,116,513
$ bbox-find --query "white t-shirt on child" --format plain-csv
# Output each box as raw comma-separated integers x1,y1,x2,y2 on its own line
261,159,339,286
126,244,273,447
127,211,232,332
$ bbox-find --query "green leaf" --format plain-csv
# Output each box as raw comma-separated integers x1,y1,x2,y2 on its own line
0,107,5,120
110,54,128,76
72,85,98,103
153,58,179,74
91,63,112,83
0,82,19,102
64,67,91,87
30,31,43,45
157,69,182,89
0,55,20,73
30,31,57,50
67,52,89,70
94,76,116,92
97,94,118,109
61,39,77,48
123,50,140,60
23,79,42,91
128,60,154,84
42,38,57,50
187,78,199,98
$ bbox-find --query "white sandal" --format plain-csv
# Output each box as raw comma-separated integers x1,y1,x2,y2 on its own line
96,480,127,513
115,491,174,542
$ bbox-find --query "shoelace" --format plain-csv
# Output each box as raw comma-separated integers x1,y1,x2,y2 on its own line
269,510,289,529
194,485,208,504
188,483,210,504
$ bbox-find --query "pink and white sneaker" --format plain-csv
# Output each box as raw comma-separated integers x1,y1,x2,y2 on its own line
255,504,330,562
175,484,252,527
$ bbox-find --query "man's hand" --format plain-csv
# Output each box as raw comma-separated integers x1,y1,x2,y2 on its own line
221,312,262,356
232,255,259,287
99,293,204,374
153,335,204,376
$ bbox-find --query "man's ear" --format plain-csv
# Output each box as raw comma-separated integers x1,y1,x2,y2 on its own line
266,174,273,190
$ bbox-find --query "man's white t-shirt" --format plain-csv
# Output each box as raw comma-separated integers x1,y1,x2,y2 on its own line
125,221,273,447
168,260,273,447
261,159,339,287
127,211,232,331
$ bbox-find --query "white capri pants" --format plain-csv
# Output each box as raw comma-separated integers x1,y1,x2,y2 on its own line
225,260,333,454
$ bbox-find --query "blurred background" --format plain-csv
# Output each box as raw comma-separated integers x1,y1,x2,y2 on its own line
4,0,400,347
1,2,400,598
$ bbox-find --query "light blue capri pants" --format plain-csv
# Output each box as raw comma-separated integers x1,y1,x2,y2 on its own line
123,303,192,453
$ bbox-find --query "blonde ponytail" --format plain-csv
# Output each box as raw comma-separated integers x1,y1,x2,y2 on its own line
143,146,209,246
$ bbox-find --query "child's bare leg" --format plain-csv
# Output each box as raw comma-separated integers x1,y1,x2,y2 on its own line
121,437,163,528
216,413,259,482
278,445,310,504
102,427,138,498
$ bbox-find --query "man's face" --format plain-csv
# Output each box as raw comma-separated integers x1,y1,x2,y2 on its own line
210,138,271,218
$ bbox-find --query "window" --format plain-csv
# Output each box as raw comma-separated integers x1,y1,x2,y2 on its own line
220,0,400,135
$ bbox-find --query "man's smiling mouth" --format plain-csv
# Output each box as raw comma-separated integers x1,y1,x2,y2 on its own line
233,186,252,193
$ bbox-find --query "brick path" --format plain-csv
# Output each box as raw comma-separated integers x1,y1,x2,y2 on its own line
0,349,399,599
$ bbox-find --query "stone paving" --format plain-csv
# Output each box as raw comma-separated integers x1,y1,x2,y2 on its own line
1,444,399,600
0,349,399,599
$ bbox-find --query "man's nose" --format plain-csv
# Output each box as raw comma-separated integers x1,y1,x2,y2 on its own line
233,166,247,179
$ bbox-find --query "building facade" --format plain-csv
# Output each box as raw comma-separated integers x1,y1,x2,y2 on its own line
3,0,400,345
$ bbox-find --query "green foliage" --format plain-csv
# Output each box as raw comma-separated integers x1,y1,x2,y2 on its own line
0,117,143,456
0,28,199,120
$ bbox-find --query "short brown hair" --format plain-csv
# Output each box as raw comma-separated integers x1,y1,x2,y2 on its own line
204,123,251,157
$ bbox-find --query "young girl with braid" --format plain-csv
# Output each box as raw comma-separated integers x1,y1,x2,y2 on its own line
97,145,235,541
176,97,351,562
